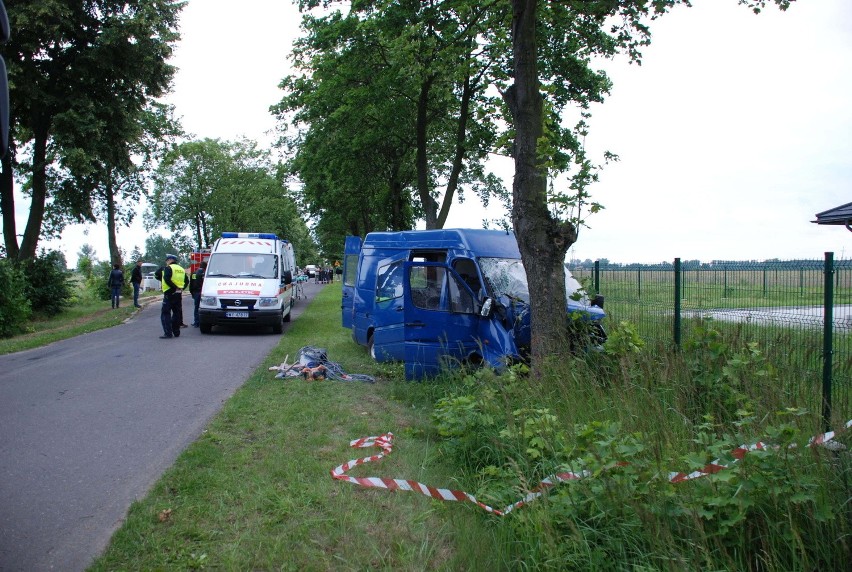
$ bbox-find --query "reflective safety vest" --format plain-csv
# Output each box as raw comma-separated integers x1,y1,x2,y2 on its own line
162,263,187,292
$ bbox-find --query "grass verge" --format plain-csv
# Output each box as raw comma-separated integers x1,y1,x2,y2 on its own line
89,284,506,571
0,294,159,356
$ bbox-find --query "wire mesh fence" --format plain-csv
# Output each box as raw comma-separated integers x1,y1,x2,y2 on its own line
571,256,851,425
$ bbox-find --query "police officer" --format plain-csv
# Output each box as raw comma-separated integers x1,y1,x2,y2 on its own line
156,254,187,339
189,260,207,327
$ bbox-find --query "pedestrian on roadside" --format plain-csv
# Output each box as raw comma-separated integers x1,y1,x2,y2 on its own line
155,254,187,339
108,263,125,309
130,259,144,308
189,260,207,327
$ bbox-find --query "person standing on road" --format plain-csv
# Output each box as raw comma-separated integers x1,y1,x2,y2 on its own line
130,259,144,308
189,261,207,327
108,263,125,309
155,254,187,339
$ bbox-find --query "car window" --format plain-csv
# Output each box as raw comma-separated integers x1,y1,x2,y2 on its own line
376,261,404,302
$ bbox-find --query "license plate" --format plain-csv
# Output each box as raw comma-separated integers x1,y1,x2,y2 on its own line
225,311,249,318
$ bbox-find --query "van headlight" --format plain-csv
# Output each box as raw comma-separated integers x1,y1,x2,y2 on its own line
201,296,217,307
258,297,279,307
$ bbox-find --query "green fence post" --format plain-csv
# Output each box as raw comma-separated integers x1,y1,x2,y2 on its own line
822,252,834,431
763,266,767,298
594,260,600,294
638,268,641,300
674,258,682,348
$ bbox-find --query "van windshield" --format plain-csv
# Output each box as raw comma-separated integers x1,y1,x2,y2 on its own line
479,258,530,302
206,253,278,279
479,258,588,303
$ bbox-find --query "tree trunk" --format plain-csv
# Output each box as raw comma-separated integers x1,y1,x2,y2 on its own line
106,178,121,265
1,151,18,259
390,178,406,231
416,76,439,229
18,119,51,261
506,0,578,366
436,71,473,229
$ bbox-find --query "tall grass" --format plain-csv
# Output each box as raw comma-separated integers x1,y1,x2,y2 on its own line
426,322,851,570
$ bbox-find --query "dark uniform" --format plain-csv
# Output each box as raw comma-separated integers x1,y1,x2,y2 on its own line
189,262,206,327
156,255,187,338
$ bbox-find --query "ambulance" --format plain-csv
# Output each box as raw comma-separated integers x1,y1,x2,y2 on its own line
198,232,296,334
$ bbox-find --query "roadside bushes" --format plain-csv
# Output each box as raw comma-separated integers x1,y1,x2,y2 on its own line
0,250,74,337
0,258,31,337
20,250,76,316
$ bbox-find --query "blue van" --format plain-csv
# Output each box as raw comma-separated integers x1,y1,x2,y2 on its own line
342,229,606,379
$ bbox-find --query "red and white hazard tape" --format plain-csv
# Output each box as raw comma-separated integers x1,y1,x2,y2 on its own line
331,420,851,516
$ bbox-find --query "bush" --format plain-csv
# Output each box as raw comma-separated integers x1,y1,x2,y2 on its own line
0,258,32,337
20,250,74,317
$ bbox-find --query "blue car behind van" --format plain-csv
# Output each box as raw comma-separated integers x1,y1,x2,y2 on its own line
342,229,606,379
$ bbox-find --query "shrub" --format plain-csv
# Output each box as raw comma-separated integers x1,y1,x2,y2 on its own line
20,250,74,317
0,258,32,337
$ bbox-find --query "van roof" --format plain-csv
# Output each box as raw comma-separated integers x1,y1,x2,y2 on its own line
363,228,520,258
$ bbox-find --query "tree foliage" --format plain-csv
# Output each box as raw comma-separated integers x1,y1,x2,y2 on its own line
0,0,184,261
147,138,317,262
275,0,507,248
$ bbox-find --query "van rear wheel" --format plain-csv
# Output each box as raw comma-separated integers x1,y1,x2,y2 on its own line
367,334,376,360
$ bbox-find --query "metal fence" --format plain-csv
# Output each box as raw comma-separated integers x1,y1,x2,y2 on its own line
571,254,851,427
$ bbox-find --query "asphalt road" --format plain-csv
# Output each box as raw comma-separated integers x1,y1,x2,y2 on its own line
0,281,323,571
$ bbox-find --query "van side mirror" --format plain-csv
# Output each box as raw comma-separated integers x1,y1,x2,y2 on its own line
480,297,493,318
591,294,604,309
283,270,293,285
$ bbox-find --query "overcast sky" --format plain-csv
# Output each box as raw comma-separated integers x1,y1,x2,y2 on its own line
29,0,852,265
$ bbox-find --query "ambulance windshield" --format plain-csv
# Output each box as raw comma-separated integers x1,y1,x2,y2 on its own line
206,253,278,279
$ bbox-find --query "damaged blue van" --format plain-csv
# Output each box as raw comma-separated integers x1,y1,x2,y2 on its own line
342,229,606,379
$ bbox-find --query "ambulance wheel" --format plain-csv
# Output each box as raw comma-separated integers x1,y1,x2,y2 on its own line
200,322,212,334
272,317,283,334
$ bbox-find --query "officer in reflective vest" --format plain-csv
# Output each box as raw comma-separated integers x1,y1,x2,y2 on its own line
156,254,187,339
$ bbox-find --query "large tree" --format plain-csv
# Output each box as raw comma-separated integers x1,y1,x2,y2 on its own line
277,0,505,238
505,0,793,364
0,0,183,261
147,138,316,259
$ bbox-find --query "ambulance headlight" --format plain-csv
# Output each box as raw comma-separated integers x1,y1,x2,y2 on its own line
201,296,217,306
258,297,279,307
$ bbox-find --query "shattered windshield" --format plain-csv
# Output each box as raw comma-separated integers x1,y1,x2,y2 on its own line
479,258,530,302
479,258,589,303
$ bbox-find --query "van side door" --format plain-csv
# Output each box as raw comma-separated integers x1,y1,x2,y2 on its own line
402,261,480,380
341,235,362,329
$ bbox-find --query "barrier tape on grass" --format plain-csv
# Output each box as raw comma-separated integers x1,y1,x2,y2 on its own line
331,420,852,516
